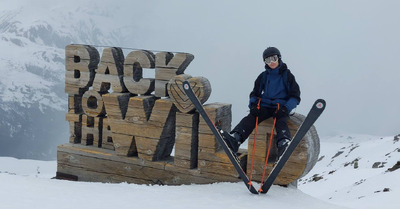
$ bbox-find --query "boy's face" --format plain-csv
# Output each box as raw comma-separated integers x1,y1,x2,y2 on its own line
265,55,279,69
267,60,279,69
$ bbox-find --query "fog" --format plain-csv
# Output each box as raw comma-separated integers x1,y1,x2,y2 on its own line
4,0,400,139
110,0,400,137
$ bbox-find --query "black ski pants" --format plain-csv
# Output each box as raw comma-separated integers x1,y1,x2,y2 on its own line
232,107,291,144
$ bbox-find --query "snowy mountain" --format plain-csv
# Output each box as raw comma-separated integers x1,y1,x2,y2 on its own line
0,134,398,209
299,134,399,209
0,1,129,159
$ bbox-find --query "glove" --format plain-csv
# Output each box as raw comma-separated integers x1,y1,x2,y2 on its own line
274,105,289,119
250,104,261,117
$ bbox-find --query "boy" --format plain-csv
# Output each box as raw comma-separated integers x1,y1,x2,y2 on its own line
222,47,301,157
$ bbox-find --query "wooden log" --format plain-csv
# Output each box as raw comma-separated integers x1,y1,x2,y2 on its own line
289,113,320,179
246,113,319,186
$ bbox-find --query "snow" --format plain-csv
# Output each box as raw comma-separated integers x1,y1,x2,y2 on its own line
299,135,399,209
1,134,398,209
0,1,398,208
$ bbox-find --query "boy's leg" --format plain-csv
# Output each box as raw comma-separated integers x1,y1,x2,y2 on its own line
275,116,291,141
275,115,291,157
232,107,274,143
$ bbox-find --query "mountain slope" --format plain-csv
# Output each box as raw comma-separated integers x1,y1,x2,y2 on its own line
299,134,399,209
0,1,127,159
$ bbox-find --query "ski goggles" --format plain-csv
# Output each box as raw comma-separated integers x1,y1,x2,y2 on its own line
264,55,279,64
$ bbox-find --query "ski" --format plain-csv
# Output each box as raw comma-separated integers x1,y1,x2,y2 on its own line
183,81,259,194
260,99,326,194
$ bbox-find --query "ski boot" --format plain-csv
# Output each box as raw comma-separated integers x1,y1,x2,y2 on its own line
277,138,290,159
219,130,241,154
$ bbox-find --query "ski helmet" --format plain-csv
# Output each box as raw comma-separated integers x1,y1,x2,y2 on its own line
262,47,281,60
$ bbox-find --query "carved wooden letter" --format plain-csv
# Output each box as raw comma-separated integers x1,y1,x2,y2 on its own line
123,50,155,95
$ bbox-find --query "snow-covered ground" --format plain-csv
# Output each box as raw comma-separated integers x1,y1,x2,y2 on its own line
0,134,398,209
299,134,399,209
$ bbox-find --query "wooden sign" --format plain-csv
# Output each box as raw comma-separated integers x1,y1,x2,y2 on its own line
58,44,320,188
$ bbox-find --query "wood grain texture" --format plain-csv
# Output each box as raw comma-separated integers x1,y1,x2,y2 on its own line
167,75,211,113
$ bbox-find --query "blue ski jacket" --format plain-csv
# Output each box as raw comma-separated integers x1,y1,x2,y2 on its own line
249,61,301,112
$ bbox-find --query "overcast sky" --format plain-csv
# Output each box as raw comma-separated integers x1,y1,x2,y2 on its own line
5,0,400,137
109,0,399,137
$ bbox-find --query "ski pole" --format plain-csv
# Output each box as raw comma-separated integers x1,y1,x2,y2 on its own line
258,103,279,192
248,98,261,186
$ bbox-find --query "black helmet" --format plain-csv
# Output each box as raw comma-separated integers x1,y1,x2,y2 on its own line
262,47,281,60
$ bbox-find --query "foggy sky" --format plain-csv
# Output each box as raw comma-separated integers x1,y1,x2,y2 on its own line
6,0,400,137
109,0,399,137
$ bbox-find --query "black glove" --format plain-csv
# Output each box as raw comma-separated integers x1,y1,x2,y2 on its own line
250,104,261,117
274,106,289,119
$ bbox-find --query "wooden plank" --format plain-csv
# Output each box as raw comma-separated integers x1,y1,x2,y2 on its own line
198,133,220,150
155,68,178,80
57,143,238,185
124,50,155,69
102,93,132,120
155,52,194,74
198,159,239,178
198,149,231,164
123,50,155,95
176,112,199,128
154,79,169,97
68,95,82,113
56,144,241,185
101,118,114,150
65,71,93,95
65,44,99,72
112,133,136,156
81,115,102,147
92,74,125,93
57,164,153,184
